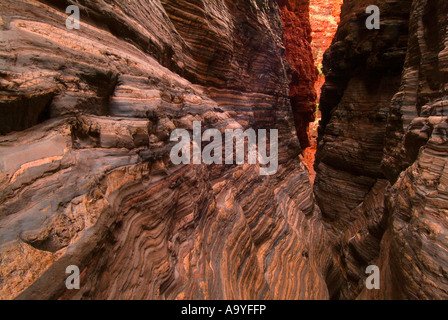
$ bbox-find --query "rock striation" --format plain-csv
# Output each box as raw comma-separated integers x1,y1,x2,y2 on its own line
310,0,343,101
366,0,448,299
315,0,448,299
277,0,318,150
300,0,343,185
0,0,329,300
1,0,448,301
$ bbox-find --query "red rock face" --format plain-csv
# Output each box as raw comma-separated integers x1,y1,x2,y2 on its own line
298,0,343,185
310,0,343,101
277,0,318,150
278,0,343,183
277,0,320,183
1,0,448,302
0,0,330,300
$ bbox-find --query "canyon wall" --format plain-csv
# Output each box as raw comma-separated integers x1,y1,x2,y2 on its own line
0,0,330,300
277,0,318,182
302,0,343,184
1,0,447,301
315,0,448,299
278,0,317,150
310,0,343,100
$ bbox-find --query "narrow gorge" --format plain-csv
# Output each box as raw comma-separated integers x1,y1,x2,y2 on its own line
0,0,447,300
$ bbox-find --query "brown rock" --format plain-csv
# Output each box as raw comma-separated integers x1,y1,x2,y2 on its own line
0,0,328,300
315,0,448,299
277,0,318,150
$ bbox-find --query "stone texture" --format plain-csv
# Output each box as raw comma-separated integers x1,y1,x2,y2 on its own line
2,0,448,301
310,0,343,100
297,0,343,185
364,0,448,300
0,0,329,300
316,0,411,223
277,0,318,150
314,0,412,299
315,0,448,299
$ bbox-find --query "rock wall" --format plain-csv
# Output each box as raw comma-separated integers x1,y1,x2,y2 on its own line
2,0,447,301
315,0,448,299
366,0,448,300
301,0,343,185
277,0,317,150
0,0,329,300
310,0,343,100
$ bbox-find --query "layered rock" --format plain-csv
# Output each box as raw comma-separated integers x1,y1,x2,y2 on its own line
309,0,343,100
363,0,448,299
301,0,343,184
316,0,412,225
314,0,409,299
315,0,448,299
277,0,318,150
3,0,447,301
0,0,329,300
276,0,319,183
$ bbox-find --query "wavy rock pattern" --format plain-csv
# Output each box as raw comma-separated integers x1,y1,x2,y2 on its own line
365,0,448,299
0,0,329,300
316,0,448,299
277,0,317,150
316,0,411,224
2,0,448,301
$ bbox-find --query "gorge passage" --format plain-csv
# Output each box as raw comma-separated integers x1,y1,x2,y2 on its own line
0,0,447,300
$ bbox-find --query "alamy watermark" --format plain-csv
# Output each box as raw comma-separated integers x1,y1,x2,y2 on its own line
66,5,80,30
66,265,80,290
64,4,380,31
366,265,380,290
366,5,380,30
170,122,278,176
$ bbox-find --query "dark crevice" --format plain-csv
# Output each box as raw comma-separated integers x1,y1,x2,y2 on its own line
0,93,54,136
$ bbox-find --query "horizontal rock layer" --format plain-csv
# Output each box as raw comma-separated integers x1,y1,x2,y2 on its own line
0,0,329,300
316,0,448,299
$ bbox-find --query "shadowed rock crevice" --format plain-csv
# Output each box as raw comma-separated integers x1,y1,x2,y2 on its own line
277,0,317,151
314,0,413,299
0,92,54,135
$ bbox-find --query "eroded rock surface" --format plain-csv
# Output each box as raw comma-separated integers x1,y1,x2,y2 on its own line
277,0,318,150
0,0,329,300
1,0,447,301
310,0,343,100
315,0,448,299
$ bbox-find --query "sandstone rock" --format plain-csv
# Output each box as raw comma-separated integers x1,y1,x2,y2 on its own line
315,0,448,299
0,0,328,300
2,0,447,301
277,0,318,150
309,0,343,101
